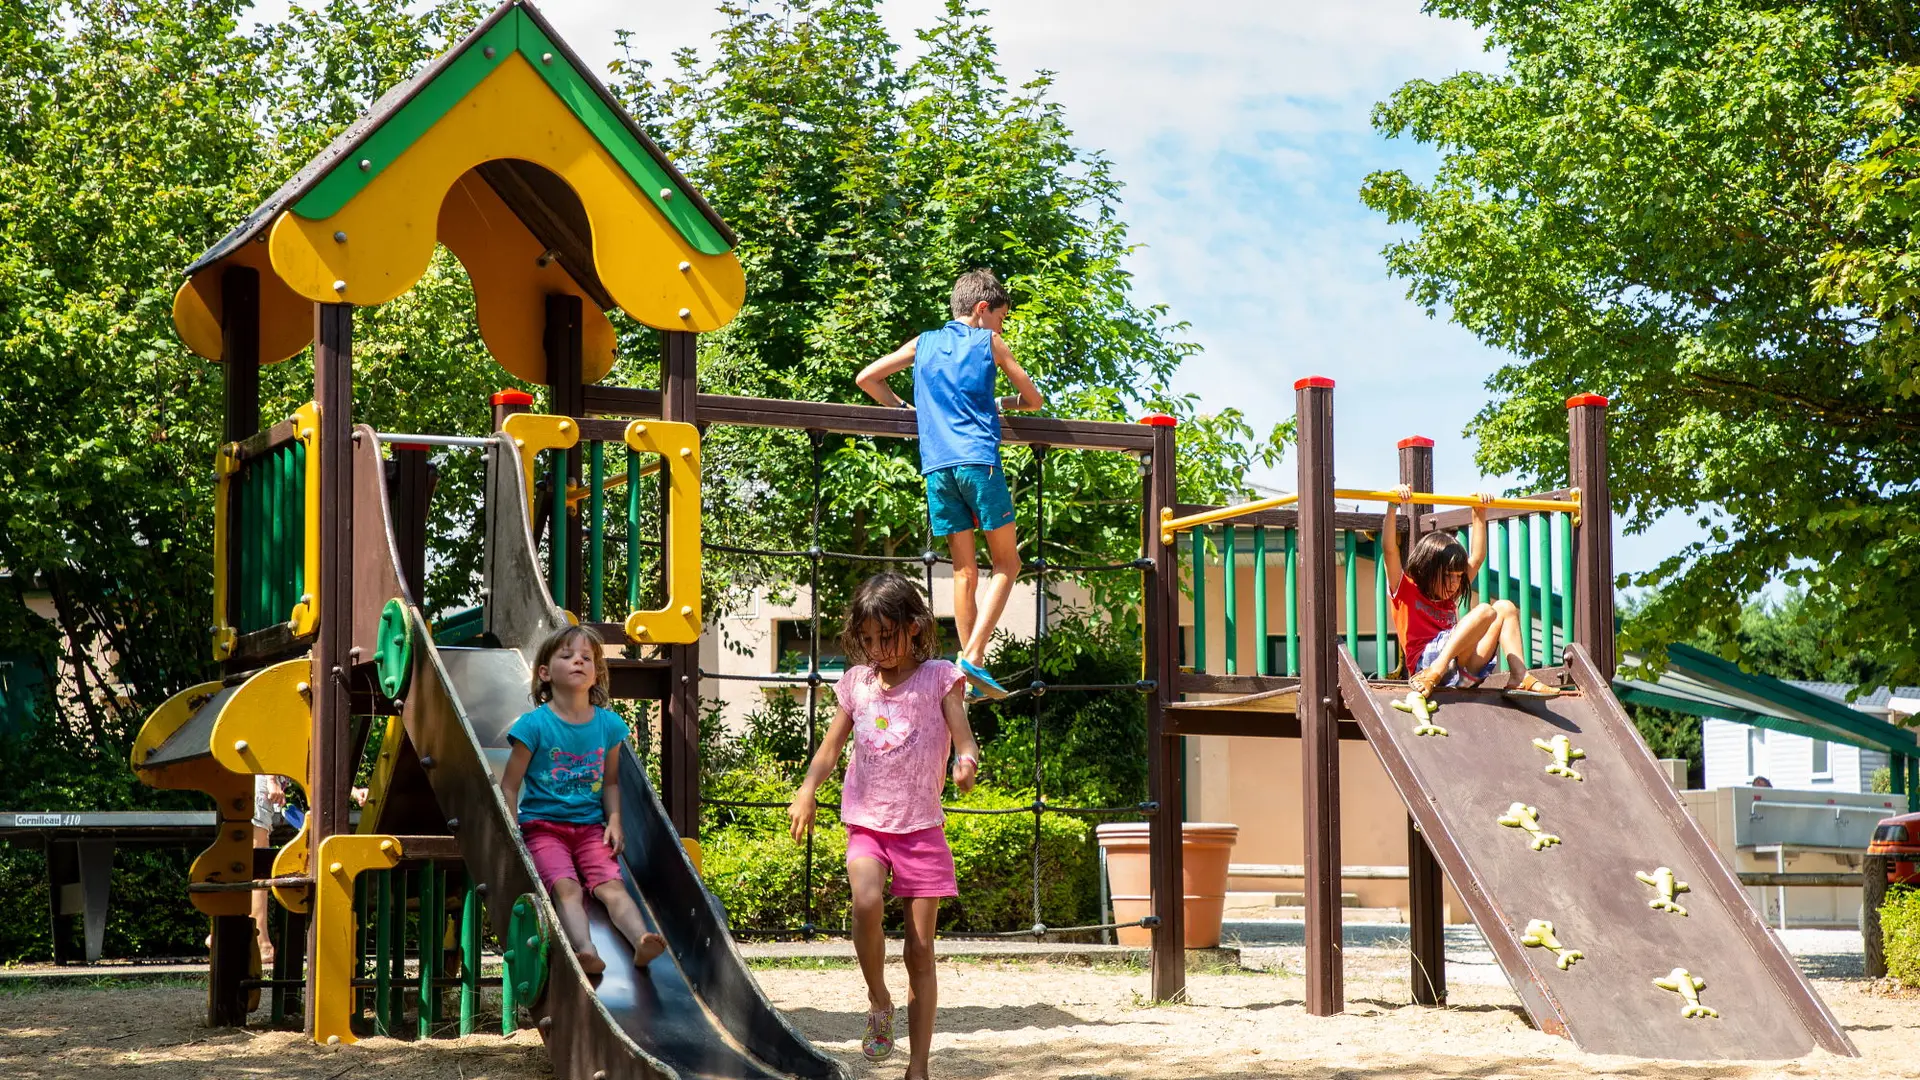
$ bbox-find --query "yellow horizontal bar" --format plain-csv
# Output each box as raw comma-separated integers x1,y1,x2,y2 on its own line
1158,494,1299,544
565,460,663,513
1332,489,1578,516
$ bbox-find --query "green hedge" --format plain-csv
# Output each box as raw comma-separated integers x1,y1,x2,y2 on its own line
1881,885,1920,985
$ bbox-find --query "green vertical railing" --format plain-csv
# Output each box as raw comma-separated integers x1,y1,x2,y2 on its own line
230,442,307,636
460,873,482,1036
1284,528,1299,676
550,449,569,605
1222,525,1238,674
1556,512,1574,659
1342,531,1359,660
374,869,395,1035
1516,515,1534,667
418,861,444,1038
588,442,606,622
1374,540,1389,677
1192,529,1210,672
1252,527,1269,676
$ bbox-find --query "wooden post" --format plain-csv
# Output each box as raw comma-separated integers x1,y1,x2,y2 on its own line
544,295,585,615
388,445,435,603
491,388,533,433
1864,854,1889,979
308,301,354,1033
661,330,701,839
206,266,262,1027
1141,413,1185,1001
1296,376,1342,1015
1397,435,1446,1006
1567,395,1615,678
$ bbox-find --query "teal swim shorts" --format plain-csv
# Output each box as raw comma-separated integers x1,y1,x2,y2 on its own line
925,464,1015,537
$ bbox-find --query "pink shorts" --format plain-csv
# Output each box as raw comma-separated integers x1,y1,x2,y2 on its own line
522,819,623,893
846,824,958,898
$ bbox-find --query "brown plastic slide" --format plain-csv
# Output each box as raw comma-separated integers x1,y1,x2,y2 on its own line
1337,644,1856,1060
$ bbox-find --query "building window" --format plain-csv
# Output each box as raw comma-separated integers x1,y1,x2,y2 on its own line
1747,728,1766,779
1267,635,1400,676
1811,738,1830,778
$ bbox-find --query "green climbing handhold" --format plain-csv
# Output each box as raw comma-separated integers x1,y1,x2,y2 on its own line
375,598,413,699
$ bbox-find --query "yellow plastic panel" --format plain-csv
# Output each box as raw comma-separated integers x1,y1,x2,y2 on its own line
272,824,312,914
268,55,743,334
211,658,313,787
622,419,701,645
312,835,403,1045
437,170,618,384
501,412,580,526
288,402,322,637
171,239,316,365
130,680,224,777
210,445,240,660
187,807,257,918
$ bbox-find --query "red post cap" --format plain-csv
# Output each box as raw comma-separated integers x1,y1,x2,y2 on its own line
1397,436,1435,449
491,389,535,406
1565,393,1610,409
390,442,433,453
1138,412,1178,428
1294,376,1335,390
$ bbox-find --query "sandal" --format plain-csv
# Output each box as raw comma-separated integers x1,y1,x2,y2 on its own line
1407,669,1441,698
1504,674,1564,699
862,1006,895,1061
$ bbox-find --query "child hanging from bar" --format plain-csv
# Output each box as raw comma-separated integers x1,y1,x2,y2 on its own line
1382,486,1560,700
788,573,983,1079
500,625,667,973
854,269,1044,698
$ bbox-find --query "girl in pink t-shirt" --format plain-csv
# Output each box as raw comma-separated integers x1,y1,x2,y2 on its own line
789,573,981,1079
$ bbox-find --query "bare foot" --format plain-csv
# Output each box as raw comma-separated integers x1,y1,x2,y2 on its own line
633,932,667,966
576,949,606,975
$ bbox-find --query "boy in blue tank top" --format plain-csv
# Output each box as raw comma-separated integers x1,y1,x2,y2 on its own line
856,269,1044,697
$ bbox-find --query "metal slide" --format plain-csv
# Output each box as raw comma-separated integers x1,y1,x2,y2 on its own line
377,435,844,1080
1338,644,1855,1060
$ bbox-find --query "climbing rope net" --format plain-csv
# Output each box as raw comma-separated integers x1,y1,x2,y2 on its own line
689,429,1161,940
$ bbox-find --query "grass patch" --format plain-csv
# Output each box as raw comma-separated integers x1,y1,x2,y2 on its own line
0,974,204,996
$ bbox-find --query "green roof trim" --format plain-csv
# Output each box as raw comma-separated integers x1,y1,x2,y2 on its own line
291,15,515,220
513,14,729,256
1613,682,1864,750
290,7,729,256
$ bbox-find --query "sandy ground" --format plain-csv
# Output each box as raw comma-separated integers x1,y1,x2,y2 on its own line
1,953,1914,1080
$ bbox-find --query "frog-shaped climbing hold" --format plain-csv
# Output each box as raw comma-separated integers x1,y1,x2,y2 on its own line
1531,733,1586,781
1390,692,1448,737
1635,866,1691,916
1519,918,1584,970
1496,802,1561,851
1653,967,1718,1019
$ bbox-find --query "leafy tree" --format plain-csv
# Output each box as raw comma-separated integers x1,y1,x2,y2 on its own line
1361,1,1920,680
609,0,1285,621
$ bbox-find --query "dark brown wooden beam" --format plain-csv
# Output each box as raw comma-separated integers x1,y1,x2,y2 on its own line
1568,397,1615,677
545,295,586,617
1295,375,1342,1016
1143,415,1184,1002
308,301,354,1035
1178,672,1297,696
1398,435,1446,1008
661,331,701,839
581,384,1156,454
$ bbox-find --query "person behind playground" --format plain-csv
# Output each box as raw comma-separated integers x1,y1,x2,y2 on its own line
855,268,1044,699
1381,486,1559,698
787,573,983,1077
500,625,667,974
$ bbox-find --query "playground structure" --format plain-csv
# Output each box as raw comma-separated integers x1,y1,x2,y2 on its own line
121,0,1856,1070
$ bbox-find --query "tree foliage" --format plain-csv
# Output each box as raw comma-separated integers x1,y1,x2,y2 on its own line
608,0,1285,619
1362,0,1920,679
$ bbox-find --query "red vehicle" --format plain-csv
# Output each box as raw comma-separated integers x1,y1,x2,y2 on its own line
1868,811,1920,885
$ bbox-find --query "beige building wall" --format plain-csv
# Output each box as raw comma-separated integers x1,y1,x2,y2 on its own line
700,566,1088,729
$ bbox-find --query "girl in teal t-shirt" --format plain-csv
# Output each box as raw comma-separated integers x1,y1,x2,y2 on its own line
501,626,665,974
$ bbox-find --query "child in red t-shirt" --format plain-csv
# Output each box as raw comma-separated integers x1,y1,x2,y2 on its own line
1382,486,1558,698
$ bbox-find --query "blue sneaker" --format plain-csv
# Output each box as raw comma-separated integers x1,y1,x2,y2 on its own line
958,658,1010,699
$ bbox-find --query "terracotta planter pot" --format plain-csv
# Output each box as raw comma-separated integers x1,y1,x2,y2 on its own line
1096,822,1239,948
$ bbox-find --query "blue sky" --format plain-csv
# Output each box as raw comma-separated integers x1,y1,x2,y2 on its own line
250,0,1702,579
